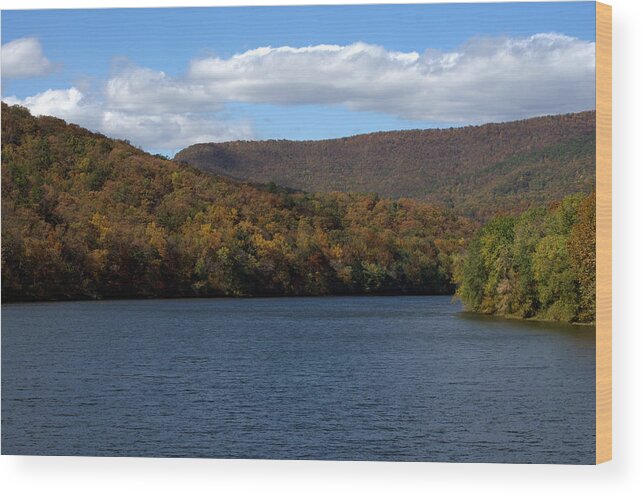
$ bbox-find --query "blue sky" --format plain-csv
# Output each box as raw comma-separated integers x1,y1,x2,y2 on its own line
2,3,596,155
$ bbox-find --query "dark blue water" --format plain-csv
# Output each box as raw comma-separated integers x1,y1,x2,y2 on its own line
1,296,595,463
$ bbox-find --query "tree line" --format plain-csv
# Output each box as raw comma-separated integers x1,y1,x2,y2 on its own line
1,104,596,323
1,104,474,301
455,192,595,323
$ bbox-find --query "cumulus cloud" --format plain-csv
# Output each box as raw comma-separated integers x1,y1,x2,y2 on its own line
105,35,595,123
4,87,253,151
1,38,56,79
4,88,99,126
3,34,595,151
99,110,253,150
105,65,223,114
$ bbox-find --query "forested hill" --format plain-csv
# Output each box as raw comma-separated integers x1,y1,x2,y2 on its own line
456,192,595,323
1,103,475,302
176,111,595,220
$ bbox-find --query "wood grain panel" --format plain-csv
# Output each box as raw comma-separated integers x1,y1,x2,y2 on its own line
596,1,612,465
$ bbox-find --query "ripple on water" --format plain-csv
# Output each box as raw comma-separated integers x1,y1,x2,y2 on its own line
1,296,595,463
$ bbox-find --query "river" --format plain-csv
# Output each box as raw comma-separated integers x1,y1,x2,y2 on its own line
1,296,595,463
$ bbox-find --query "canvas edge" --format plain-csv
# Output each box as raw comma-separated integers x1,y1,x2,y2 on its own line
596,0,612,465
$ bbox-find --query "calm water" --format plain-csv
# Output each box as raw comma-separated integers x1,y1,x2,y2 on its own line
1,296,595,463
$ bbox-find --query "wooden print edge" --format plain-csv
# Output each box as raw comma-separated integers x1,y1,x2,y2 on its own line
596,1,612,465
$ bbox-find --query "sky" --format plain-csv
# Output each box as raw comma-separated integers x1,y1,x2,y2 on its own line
1,2,596,156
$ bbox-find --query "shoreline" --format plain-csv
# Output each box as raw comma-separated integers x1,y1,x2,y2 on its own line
459,309,596,327
2,293,594,326
1,291,455,305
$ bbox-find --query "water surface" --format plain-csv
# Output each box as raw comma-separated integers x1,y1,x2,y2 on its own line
1,296,595,463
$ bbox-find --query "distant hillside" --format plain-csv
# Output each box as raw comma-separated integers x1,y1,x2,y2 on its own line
176,112,595,219
1,104,474,301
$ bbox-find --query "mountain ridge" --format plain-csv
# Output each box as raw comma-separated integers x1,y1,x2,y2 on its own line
176,111,595,220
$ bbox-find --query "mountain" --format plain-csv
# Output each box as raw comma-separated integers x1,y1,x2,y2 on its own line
1,103,474,301
175,111,595,220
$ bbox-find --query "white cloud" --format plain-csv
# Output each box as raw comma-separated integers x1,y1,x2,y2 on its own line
4,88,100,126
1,38,56,79
100,110,253,150
3,34,595,151
4,87,253,151
106,35,595,123
105,65,223,114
